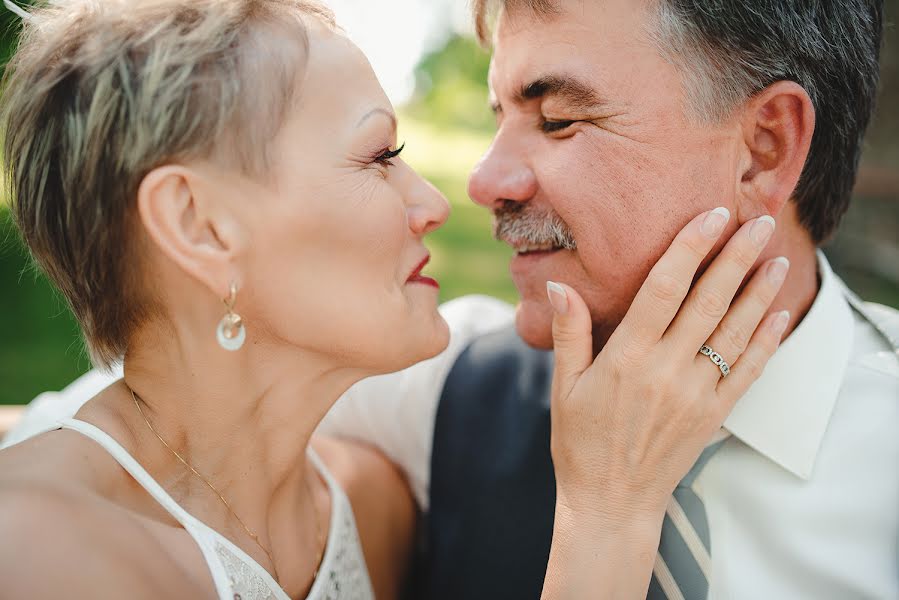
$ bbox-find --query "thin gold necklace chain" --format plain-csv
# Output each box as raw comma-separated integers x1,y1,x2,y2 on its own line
129,387,326,587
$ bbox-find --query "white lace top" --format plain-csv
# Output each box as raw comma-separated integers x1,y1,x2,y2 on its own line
50,418,375,600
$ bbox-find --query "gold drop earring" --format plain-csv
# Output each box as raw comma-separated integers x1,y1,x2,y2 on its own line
216,282,246,351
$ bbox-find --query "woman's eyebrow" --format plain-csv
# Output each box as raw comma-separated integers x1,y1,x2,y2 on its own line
356,107,397,129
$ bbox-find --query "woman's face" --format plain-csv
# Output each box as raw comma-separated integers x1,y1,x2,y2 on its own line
208,26,450,373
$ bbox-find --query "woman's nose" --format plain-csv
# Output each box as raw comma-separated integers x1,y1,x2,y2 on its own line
467,135,538,210
406,173,450,236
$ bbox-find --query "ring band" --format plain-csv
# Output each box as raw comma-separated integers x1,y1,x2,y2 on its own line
699,345,731,378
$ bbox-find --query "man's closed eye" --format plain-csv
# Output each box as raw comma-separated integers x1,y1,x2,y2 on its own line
542,120,577,133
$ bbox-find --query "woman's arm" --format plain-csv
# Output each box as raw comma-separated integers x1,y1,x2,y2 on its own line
543,210,788,598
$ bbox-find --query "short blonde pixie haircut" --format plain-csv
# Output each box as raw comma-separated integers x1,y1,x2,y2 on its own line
2,0,335,368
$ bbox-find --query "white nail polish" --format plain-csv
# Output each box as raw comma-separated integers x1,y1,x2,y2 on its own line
750,215,776,247
701,207,731,237
546,281,569,315
767,257,790,285
771,310,791,336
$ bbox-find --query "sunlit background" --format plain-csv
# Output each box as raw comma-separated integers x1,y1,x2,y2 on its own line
1,0,897,404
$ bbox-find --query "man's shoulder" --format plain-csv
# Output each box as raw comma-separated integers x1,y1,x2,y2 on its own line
439,294,516,339
849,300,899,380
440,294,548,363
441,305,553,406
862,301,899,337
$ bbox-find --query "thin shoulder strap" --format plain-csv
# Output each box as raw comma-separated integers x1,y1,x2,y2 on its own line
307,447,340,496
57,418,236,598
59,418,202,527
306,447,344,547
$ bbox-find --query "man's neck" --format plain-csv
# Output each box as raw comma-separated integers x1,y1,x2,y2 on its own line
755,205,821,340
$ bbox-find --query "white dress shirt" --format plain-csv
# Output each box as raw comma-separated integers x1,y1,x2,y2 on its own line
4,253,898,599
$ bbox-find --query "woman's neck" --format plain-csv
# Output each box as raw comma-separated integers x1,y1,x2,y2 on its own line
96,323,367,593
119,331,362,498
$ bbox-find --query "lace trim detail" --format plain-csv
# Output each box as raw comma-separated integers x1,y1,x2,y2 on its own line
313,490,373,600
215,543,279,600
213,489,374,600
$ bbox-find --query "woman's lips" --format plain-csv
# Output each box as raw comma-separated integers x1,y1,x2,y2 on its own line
407,255,440,289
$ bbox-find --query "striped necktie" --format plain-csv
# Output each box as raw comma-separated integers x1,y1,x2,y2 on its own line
647,431,730,600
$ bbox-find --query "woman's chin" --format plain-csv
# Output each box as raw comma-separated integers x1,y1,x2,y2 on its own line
393,310,450,370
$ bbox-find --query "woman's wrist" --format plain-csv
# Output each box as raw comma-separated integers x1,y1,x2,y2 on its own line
542,495,665,599
554,482,669,533
554,491,665,542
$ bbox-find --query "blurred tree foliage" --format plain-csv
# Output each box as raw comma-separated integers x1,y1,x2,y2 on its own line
407,35,494,133
0,2,27,64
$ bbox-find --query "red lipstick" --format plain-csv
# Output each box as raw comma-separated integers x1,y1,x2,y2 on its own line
407,255,440,289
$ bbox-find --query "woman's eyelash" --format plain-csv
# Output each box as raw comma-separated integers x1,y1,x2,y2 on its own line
375,142,405,166
542,120,576,133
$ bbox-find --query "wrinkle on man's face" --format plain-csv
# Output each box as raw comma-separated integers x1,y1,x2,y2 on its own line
481,0,740,350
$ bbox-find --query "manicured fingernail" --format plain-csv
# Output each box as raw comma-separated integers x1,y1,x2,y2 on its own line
701,207,730,238
770,310,790,336
750,215,776,248
546,281,569,315
767,257,790,286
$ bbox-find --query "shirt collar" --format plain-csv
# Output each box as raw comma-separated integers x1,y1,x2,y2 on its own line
723,251,854,480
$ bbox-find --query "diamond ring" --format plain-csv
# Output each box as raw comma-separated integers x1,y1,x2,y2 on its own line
699,345,730,378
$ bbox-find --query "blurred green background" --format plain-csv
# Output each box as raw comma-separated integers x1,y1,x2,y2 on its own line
1,5,898,405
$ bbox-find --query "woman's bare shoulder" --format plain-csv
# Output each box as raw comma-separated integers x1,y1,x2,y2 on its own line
0,429,210,598
0,424,122,492
0,475,209,598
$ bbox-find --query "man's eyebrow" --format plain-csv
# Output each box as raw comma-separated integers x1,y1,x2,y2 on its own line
516,75,605,110
357,107,397,129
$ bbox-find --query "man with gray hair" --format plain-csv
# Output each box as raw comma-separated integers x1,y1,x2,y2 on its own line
376,0,894,597
6,0,896,598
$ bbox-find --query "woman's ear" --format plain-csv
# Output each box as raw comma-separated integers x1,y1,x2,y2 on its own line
737,80,815,219
136,165,243,299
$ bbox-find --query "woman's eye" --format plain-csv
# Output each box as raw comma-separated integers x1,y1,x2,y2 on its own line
542,120,576,133
374,142,405,167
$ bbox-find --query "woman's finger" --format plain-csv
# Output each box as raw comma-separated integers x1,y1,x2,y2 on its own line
614,207,731,349
664,215,776,353
693,256,790,385
547,281,594,403
717,309,790,404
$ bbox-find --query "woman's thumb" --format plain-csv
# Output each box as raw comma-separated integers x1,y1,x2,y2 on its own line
546,281,594,399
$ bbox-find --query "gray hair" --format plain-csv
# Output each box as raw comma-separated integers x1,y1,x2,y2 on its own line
650,0,883,243
473,0,884,244
2,0,336,368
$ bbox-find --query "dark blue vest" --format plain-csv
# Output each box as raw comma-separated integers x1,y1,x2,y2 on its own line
417,288,899,599
422,324,556,600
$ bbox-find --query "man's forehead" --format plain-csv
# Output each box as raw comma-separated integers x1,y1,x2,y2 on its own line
487,40,601,104
487,0,653,101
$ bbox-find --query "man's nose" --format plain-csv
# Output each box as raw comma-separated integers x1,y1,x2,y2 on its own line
467,135,538,209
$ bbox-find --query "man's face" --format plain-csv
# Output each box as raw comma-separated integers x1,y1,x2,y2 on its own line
468,0,742,349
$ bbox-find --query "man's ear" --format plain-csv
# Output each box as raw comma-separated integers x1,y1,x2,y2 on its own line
737,80,815,219
136,165,244,299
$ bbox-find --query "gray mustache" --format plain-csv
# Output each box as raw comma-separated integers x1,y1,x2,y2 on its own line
492,201,578,250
